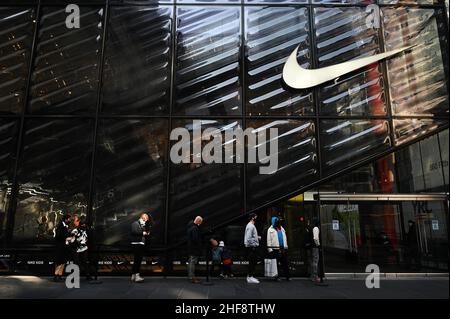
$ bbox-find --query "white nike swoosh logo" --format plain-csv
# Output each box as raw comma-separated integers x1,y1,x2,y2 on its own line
282,45,413,89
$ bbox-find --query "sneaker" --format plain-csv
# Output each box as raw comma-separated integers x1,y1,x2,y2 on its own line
134,274,144,283
131,274,136,282
247,276,259,284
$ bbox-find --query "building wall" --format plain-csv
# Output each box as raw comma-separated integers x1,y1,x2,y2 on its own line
0,1,448,275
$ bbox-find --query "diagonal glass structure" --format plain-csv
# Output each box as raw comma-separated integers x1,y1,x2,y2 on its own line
0,0,448,252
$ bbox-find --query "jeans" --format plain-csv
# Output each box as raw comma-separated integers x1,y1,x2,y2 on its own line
188,255,199,279
312,247,320,279
132,244,145,274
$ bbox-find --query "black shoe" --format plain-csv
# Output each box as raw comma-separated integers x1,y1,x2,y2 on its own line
286,277,291,281
53,276,63,282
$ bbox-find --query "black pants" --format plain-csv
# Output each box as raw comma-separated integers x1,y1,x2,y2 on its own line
132,244,145,274
275,249,290,279
246,247,258,277
74,250,92,279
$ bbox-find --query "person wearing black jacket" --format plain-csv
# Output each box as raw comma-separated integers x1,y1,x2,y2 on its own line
130,213,150,283
187,216,203,283
53,214,73,282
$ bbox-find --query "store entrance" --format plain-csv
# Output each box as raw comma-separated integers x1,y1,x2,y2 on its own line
318,194,449,273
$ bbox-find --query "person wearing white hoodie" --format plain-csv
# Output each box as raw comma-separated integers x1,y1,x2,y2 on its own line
267,216,290,281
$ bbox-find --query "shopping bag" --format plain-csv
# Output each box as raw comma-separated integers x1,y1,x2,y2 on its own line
264,258,278,278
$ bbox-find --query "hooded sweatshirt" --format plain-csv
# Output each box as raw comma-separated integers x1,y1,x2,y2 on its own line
267,217,288,252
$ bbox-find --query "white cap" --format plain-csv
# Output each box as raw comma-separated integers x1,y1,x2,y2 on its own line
219,241,224,247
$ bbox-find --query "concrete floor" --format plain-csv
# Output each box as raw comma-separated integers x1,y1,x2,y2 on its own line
0,276,448,299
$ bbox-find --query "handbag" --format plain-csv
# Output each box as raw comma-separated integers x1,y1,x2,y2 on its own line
264,258,278,278
223,258,232,266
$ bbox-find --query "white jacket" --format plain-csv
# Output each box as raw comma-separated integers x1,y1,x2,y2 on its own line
267,226,288,252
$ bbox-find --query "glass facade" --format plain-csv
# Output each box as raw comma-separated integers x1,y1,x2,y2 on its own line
0,0,448,275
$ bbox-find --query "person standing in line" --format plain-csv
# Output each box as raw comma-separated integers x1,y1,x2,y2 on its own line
267,216,290,281
244,213,261,284
71,216,93,281
187,216,203,284
53,214,73,282
311,219,321,283
303,219,313,279
406,220,420,270
130,213,150,283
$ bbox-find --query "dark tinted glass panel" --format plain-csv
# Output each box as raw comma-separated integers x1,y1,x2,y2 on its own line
174,7,241,116
93,119,168,246
110,1,173,3
0,120,18,240
246,0,308,3
383,8,449,116
320,119,390,172
438,130,448,185
169,120,243,243
393,118,447,145
102,6,172,115
29,6,103,114
245,6,313,116
313,1,374,3
315,7,387,116
179,0,239,3
247,119,318,209
0,8,35,114
13,119,93,244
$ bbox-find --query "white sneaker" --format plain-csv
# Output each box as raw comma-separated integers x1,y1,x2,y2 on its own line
131,274,136,282
247,276,259,284
134,273,144,283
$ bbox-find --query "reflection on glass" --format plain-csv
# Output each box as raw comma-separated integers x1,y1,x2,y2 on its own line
245,7,313,116
94,119,168,246
247,119,317,209
169,119,243,243
175,7,241,115
321,120,390,172
246,0,308,3
320,154,397,194
438,130,448,185
102,6,172,115
179,0,239,3
0,120,18,240
321,203,402,272
0,8,35,114
393,118,446,145
315,7,386,116
379,0,436,4
383,8,449,116
29,7,103,114
396,141,425,192
14,119,93,243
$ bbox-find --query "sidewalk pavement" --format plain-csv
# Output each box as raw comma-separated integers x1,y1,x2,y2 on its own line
0,276,448,299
